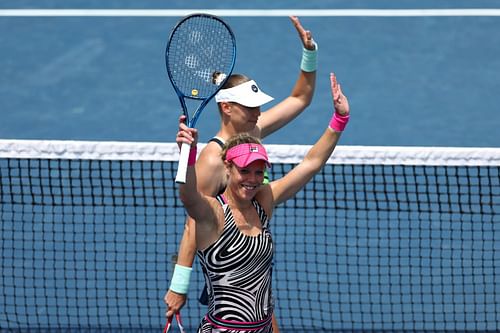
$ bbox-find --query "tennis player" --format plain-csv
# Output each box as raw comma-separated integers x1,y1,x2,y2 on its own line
176,72,350,332
164,16,319,332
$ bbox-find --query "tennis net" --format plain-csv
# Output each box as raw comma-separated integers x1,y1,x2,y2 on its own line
1,139,499,332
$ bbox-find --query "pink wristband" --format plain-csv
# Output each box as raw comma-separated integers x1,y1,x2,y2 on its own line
187,146,197,166
329,112,350,132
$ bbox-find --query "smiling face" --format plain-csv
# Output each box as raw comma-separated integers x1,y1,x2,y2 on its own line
221,133,270,202
226,159,267,201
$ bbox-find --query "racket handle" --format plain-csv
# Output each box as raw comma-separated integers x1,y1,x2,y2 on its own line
163,315,172,333
175,142,191,184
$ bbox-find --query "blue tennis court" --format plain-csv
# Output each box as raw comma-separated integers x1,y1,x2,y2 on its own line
1,1,500,332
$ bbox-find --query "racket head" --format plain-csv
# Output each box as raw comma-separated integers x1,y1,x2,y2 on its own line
165,13,236,126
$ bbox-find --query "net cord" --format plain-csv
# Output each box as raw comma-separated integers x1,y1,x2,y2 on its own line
0,139,499,166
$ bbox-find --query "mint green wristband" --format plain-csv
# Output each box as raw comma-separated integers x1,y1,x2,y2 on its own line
300,42,318,72
169,264,192,294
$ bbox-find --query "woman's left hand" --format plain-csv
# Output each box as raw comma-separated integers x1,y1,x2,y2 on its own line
289,16,316,51
330,73,350,116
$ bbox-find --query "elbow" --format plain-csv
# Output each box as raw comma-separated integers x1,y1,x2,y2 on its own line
303,96,313,108
299,91,314,109
299,76,316,108
304,157,328,176
295,89,314,108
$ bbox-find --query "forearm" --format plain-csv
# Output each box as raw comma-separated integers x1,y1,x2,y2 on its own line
168,217,197,295
175,217,197,267
171,154,199,295
304,109,349,168
270,107,349,206
179,161,203,219
290,72,316,103
290,41,318,103
304,127,341,171
259,44,318,138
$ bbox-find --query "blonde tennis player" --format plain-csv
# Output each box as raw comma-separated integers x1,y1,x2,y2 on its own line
175,72,349,332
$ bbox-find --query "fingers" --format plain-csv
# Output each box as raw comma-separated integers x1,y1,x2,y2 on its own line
289,15,300,27
330,72,341,105
165,291,186,319
330,72,339,97
330,72,350,116
289,16,315,50
176,116,198,146
176,127,197,146
166,307,176,320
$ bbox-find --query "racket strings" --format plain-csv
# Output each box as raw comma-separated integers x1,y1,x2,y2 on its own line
167,16,235,98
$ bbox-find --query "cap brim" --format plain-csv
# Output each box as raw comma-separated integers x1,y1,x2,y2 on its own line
232,155,271,168
215,80,274,108
236,93,274,108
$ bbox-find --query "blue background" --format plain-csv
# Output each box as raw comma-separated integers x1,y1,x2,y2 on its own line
1,0,500,147
1,1,500,331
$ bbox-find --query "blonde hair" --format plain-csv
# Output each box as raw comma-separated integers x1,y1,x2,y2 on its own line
221,133,262,162
216,73,250,90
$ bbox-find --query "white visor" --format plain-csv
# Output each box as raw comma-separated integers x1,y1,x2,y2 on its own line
214,80,274,108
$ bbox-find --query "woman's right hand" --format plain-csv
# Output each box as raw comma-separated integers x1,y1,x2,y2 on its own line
164,289,187,320
176,115,198,148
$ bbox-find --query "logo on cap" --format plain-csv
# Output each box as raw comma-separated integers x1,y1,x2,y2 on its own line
251,84,258,93
250,146,259,152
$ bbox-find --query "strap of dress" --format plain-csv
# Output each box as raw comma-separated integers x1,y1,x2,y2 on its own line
208,136,225,148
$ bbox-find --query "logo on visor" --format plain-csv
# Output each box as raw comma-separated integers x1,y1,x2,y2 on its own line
251,84,258,93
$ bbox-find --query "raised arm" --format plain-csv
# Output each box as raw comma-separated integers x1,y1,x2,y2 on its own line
164,122,227,318
176,118,224,247
195,142,228,195
256,16,317,138
262,73,350,207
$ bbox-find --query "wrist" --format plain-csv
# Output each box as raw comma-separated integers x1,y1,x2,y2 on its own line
169,264,193,294
187,146,197,166
300,42,318,72
328,112,350,132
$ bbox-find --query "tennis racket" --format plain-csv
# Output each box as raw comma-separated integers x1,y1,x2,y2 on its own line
166,13,236,183
163,313,186,333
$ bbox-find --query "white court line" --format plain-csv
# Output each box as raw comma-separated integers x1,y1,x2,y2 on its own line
1,9,500,17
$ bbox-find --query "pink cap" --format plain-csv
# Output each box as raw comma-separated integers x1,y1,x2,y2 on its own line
226,143,271,168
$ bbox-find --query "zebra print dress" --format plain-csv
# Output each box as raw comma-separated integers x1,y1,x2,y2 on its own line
196,195,274,333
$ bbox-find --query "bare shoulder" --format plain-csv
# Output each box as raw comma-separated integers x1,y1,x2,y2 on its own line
197,142,224,164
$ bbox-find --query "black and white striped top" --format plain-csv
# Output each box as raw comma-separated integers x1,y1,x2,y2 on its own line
197,195,274,332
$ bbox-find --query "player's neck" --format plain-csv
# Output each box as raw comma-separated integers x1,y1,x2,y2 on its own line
223,188,253,210
216,128,237,141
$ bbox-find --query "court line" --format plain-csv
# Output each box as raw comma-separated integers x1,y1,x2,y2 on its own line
1,8,500,17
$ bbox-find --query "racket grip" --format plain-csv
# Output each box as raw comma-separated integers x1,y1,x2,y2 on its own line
175,142,191,184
